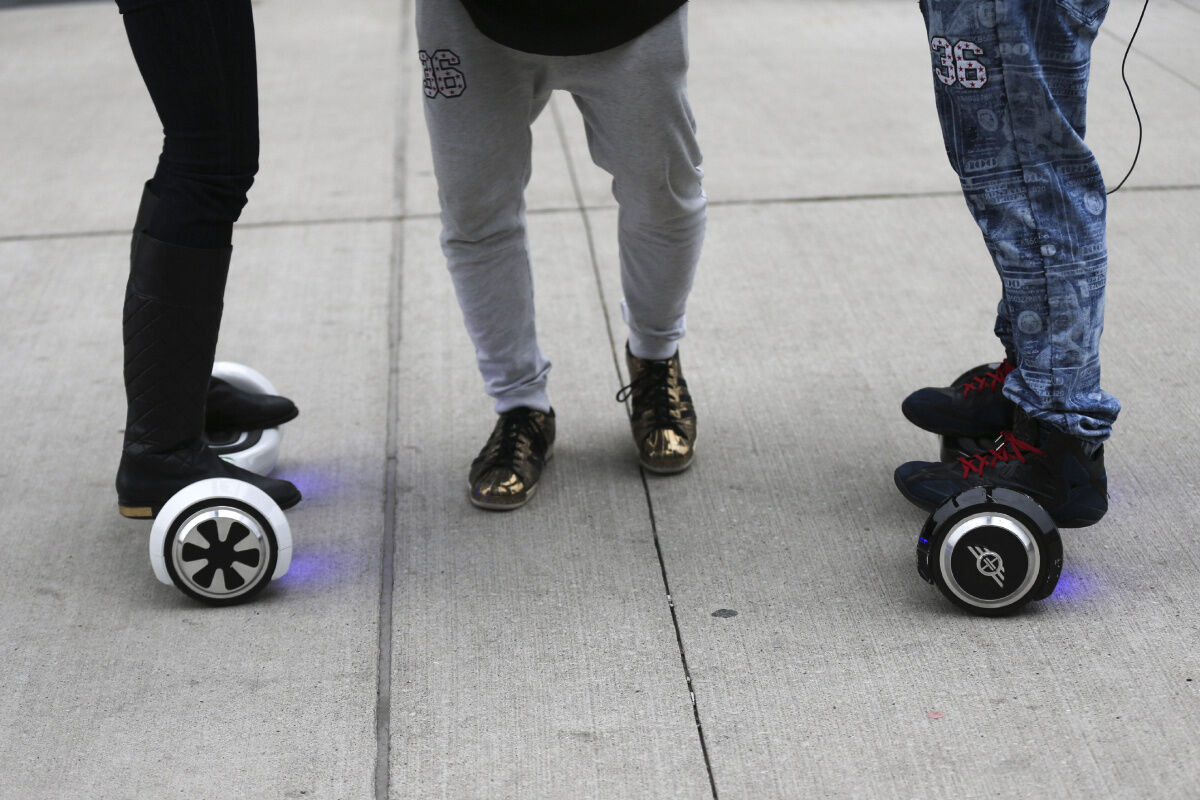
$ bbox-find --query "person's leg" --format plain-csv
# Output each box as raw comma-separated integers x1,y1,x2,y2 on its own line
115,0,298,515
560,8,705,472
127,181,298,436
896,0,1116,526
563,7,706,362
418,0,558,508
918,0,1119,443
120,0,259,248
418,0,554,415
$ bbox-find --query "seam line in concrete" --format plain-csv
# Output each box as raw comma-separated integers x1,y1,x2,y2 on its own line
638,473,720,800
548,99,624,382
549,97,719,800
377,4,413,798
1100,7,1200,92
6,184,1196,245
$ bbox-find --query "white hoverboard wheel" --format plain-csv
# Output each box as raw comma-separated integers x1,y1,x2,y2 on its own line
208,361,284,476
149,478,292,605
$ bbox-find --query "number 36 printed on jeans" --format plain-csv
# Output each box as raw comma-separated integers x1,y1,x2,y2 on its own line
931,37,988,89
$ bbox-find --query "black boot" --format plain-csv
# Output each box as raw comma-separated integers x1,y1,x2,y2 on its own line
116,231,301,518
205,378,298,435
131,182,299,436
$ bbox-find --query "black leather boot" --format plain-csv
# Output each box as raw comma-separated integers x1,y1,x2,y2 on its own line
116,231,301,518
130,182,299,436
205,378,298,435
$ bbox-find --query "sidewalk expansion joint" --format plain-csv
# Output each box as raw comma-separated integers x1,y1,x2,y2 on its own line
6,185,1198,245
550,96,720,800
376,4,413,799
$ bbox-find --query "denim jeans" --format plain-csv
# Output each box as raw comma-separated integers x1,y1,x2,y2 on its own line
919,0,1120,443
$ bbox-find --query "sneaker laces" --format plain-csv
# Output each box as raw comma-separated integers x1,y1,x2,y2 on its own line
957,429,1044,479
616,360,684,432
488,410,543,469
961,359,1015,397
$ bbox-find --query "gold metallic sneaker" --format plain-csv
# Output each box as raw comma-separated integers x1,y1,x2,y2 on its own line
616,344,697,473
468,407,556,510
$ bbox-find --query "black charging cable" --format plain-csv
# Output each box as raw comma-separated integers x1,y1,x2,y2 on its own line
1107,0,1151,194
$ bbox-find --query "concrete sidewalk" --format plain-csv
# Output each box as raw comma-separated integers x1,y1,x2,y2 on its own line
2,0,1198,798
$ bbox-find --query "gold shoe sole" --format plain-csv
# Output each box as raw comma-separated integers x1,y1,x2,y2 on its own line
640,453,695,474
468,483,537,511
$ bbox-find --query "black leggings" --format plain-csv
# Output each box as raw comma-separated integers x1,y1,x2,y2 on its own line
118,0,259,249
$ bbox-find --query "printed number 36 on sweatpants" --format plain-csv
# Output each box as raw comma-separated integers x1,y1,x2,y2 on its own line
420,49,466,98
931,37,988,88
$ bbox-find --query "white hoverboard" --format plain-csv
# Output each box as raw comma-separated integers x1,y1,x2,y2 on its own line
146,362,293,604
207,361,284,476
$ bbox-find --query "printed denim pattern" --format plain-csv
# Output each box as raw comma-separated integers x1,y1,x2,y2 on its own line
920,0,1120,442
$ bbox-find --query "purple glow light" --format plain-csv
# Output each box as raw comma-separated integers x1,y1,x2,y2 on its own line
1048,567,1096,603
281,550,336,585
275,467,338,497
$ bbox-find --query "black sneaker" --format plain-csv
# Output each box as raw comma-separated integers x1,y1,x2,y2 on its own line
893,408,1107,528
902,359,1016,438
468,407,555,510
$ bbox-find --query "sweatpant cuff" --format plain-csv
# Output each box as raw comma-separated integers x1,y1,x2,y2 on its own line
494,390,552,415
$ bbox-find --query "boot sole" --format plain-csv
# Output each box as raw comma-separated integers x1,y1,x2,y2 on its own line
119,504,157,519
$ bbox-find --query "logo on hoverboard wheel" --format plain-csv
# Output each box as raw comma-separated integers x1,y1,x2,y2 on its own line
968,545,1005,587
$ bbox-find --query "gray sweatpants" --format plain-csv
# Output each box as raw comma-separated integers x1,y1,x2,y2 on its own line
417,0,707,413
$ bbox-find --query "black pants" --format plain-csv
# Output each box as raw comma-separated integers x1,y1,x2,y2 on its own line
118,0,259,248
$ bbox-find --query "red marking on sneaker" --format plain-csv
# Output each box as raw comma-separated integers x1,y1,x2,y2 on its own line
957,429,1043,478
960,359,1015,397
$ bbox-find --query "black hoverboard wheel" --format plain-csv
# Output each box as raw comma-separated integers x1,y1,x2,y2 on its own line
149,478,293,605
917,486,1062,615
